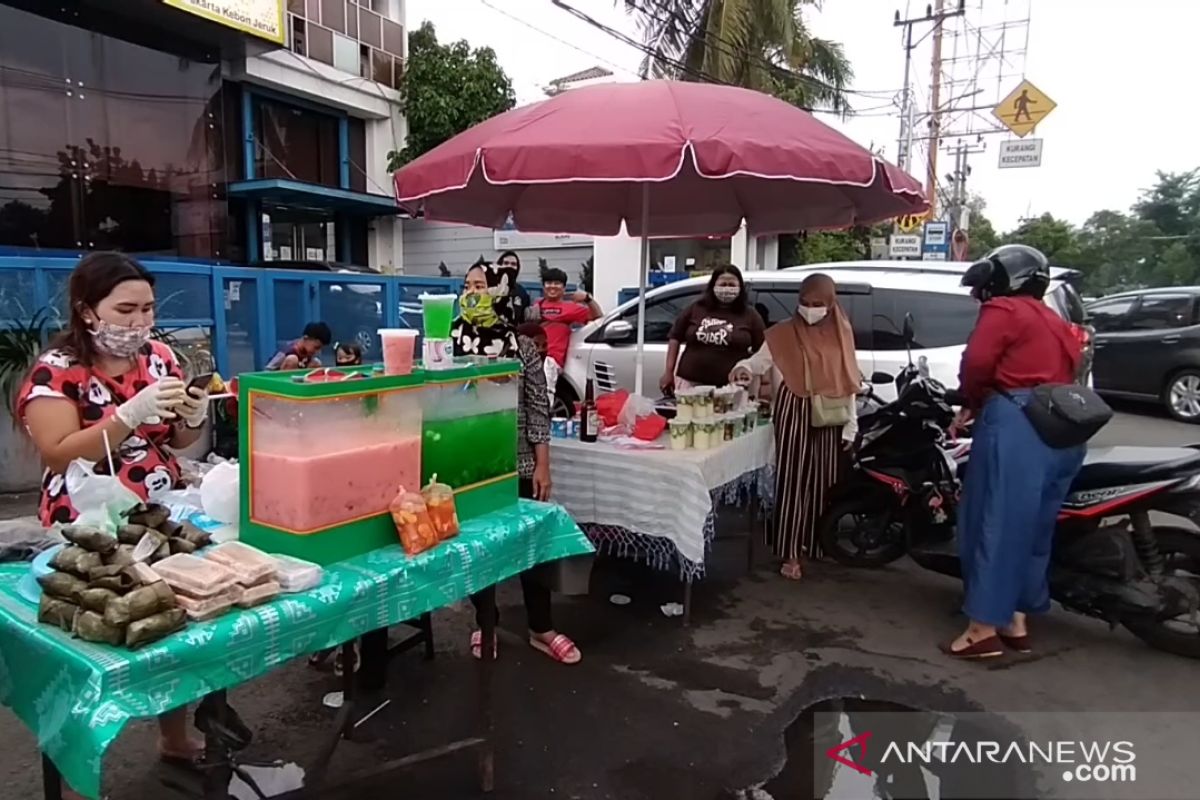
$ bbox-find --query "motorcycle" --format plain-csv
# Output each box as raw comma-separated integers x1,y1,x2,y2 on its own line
819,315,1200,659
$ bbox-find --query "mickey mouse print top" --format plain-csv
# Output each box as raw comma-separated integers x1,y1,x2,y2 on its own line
17,340,184,526
669,301,766,387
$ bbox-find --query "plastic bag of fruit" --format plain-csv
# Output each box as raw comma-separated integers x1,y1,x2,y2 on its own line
390,487,439,555
421,474,460,541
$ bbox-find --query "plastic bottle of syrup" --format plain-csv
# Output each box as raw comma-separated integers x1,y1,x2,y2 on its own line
580,377,599,443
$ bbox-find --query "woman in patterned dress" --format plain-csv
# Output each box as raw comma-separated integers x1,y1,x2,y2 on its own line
453,262,582,665
730,274,860,580
17,252,211,793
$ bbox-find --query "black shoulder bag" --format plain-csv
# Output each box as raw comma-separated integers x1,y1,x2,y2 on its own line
1001,315,1113,449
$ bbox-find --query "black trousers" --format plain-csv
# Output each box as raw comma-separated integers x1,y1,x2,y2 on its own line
470,477,553,634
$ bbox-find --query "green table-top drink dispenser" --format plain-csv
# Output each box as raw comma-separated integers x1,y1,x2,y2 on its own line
238,360,520,565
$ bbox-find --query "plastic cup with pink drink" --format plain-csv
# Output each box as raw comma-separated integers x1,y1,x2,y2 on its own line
378,329,418,375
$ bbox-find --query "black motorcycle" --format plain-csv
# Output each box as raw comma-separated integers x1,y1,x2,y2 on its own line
819,319,1200,659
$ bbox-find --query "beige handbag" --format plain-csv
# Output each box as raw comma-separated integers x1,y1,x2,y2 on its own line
803,350,854,428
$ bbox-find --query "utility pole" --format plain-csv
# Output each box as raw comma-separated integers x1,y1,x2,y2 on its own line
926,0,947,207
943,137,986,232
893,2,967,187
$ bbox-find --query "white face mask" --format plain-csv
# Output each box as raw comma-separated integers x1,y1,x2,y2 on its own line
797,305,828,326
713,286,740,303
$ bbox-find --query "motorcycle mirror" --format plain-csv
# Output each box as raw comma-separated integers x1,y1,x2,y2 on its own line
903,313,916,344
870,371,895,385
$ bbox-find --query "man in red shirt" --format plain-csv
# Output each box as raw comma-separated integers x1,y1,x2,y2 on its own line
532,268,602,368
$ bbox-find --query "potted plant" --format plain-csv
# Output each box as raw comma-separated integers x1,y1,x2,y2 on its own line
0,310,51,492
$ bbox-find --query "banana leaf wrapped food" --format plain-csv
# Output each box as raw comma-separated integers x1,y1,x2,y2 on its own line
73,611,124,646
89,573,135,593
176,522,212,548
38,595,80,632
38,571,87,601
153,542,172,562
169,538,198,555
117,524,151,546
87,564,126,581
127,503,170,529
103,581,176,627
158,520,183,538
124,562,162,586
51,546,103,577
103,544,137,568
59,525,118,556
77,587,119,614
125,607,186,648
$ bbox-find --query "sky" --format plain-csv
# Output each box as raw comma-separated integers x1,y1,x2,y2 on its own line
405,0,1200,232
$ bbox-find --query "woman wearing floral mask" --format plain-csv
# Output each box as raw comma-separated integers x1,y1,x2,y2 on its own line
659,264,765,395
16,251,208,794
730,274,861,580
451,262,582,665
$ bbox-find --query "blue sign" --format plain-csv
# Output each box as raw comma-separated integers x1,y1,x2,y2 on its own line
922,221,950,260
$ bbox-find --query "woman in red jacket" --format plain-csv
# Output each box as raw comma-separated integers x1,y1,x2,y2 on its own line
945,245,1086,659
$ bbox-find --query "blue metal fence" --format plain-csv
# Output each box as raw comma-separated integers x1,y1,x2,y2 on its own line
0,252,551,377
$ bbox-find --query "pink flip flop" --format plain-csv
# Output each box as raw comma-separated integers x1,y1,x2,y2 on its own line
529,633,581,665
470,630,497,660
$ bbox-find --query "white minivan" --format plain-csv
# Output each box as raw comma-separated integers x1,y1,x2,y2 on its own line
558,260,1090,411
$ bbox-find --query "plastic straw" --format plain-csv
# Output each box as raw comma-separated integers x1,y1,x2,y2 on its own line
101,428,116,477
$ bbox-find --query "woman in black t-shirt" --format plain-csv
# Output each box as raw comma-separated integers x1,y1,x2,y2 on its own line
659,264,766,393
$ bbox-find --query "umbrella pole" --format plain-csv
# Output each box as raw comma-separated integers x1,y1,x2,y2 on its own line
634,183,650,397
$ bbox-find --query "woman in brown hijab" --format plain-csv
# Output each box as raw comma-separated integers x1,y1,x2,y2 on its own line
731,274,861,579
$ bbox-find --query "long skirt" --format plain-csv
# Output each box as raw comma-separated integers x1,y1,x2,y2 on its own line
771,387,844,561
959,390,1085,627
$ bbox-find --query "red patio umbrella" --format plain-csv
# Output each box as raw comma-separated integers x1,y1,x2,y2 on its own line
394,80,928,394
394,80,926,237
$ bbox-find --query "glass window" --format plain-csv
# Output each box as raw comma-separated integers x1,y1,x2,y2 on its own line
348,118,367,193
0,268,36,321
1125,294,1196,331
224,278,259,374
272,279,313,358
872,288,978,350
1087,298,1137,333
615,288,702,343
319,281,384,361
152,273,214,321
254,97,340,187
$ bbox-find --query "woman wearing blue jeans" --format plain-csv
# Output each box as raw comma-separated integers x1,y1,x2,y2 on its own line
945,245,1086,659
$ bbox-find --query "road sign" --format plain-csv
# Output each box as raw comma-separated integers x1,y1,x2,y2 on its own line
869,237,888,260
993,80,1056,137
889,234,922,259
894,212,930,233
922,220,950,260
998,138,1044,168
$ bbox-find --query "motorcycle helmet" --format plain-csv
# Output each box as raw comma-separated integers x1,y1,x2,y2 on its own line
961,244,1051,302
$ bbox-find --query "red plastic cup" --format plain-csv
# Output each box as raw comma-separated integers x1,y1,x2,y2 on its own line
378,329,418,376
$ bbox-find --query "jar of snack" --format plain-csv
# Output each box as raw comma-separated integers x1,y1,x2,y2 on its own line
694,419,716,451
694,386,715,419
722,414,738,441
668,419,693,451
744,407,758,433
757,398,772,425
674,389,694,423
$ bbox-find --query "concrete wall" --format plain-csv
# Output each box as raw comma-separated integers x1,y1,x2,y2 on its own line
401,219,593,280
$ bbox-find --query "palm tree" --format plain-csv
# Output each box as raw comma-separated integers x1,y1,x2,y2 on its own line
624,0,854,113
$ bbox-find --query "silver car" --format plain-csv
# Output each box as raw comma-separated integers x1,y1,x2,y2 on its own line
558,260,1090,411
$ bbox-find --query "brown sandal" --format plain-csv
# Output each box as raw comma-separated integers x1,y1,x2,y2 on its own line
939,635,1004,659
999,633,1032,653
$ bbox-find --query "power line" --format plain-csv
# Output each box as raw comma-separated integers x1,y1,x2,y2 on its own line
477,0,642,82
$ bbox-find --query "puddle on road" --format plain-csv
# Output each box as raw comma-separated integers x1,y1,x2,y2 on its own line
728,698,1032,800
228,761,306,799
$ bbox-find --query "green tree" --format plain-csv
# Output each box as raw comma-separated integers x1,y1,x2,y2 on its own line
963,195,1000,259
1074,210,1158,293
1004,213,1082,266
387,22,515,170
625,0,854,113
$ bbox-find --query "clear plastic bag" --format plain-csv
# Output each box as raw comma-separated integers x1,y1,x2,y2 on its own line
65,459,142,533
618,393,657,431
200,461,240,525
421,475,460,541
390,487,439,555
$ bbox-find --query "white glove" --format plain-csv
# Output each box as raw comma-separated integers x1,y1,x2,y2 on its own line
115,378,185,429
177,385,209,428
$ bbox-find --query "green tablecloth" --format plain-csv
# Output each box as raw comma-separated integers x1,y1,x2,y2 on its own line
0,500,592,799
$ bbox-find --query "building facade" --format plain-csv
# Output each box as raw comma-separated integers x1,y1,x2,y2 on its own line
0,0,405,271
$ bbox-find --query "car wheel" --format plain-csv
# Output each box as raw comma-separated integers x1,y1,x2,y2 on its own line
553,380,578,419
1164,370,1200,423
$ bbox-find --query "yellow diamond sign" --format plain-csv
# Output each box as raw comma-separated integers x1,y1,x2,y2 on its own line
993,79,1057,138
895,212,930,233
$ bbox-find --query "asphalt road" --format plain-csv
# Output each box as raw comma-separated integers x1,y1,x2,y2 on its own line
0,406,1197,800
1093,400,1200,448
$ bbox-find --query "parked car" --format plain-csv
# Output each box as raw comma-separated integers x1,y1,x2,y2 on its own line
1086,287,1200,422
561,260,1092,411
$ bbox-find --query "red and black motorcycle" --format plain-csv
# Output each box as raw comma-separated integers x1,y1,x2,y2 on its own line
820,362,1200,659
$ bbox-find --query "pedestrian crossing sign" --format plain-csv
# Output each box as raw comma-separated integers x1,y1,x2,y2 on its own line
993,79,1056,137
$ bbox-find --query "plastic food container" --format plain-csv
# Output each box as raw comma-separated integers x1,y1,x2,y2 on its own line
206,542,277,586
152,554,239,598
237,580,281,608
378,329,418,376
668,419,692,450
271,554,324,593
722,414,739,441
674,389,694,423
694,419,716,451
176,589,238,621
713,386,737,415
693,386,715,419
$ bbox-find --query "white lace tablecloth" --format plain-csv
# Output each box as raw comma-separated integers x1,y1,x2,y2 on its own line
549,425,773,567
